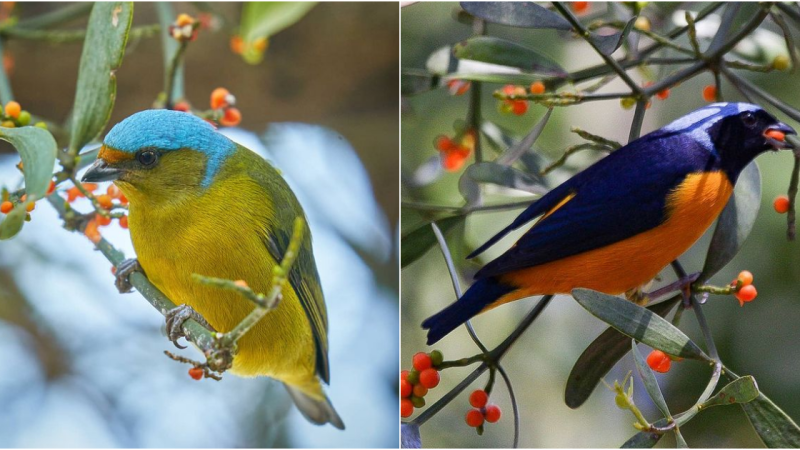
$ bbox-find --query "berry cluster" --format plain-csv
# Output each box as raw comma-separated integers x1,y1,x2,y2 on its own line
465,389,502,432
229,36,268,56
401,350,443,418
64,183,129,243
732,270,757,307
171,87,242,127
0,100,44,129
170,13,199,43
1,172,55,216
434,129,475,172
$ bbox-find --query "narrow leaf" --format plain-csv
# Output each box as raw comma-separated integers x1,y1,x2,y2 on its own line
674,428,689,448
445,72,558,86
592,17,636,56
700,161,761,281
465,162,546,194
741,393,800,447
239,2,315,63
460,2,572,30
621,431,662,448
402,69,438,96
496,108,552,166
700,376,759,409
401,216,464,267
572,289,709,361
69,2,133,154
453,36,568,77
566,296,680,409
631,340,672,420
0,126,58,240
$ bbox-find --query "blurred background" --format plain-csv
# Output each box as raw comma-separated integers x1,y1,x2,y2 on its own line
0,2,398,448
402,2,800,447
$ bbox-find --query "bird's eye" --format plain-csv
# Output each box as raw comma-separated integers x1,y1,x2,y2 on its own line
137,150,158,166
741,112,757,128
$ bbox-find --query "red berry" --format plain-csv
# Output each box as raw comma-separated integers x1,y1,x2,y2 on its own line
401,378,412,398
119,194,128,206
442,152,467,172
418,368,440,389
96,194,113,209
736,284,757,306
656,89,670,100
210,87,231,109
646,349,671,373
469,389,488,408
0,200,11,214
119,215,129,229
765,129,786,142
96,214,112,227
571,1,589,14
774,195,790,214
702,85,717,102
434,135,453,152
465,409,484,427
188,367,203,380
401,370,409,381
484,404,502,423
401,398,414,418
220,107,241,127
111,266,117,275
511,100,528,116
447,79,471,96
412,352,432,371
173,101,191,112
67,187,80,203
737,270,754,287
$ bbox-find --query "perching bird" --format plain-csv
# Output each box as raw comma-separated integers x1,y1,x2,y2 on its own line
82,109,344,429
423,102,795,344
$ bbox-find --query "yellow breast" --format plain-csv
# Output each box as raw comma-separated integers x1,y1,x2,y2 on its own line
496,171,734,304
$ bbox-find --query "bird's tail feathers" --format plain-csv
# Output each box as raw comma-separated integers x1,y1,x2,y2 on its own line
422,277,515,344
284,384,345,430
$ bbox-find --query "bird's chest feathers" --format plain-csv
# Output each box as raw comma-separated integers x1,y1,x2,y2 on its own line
660,170,734,238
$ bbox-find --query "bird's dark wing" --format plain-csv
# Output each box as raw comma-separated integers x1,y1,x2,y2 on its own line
474,134,716,279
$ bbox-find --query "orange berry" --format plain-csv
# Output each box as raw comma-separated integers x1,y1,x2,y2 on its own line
434,135,452,151
512,100,528,116
111,266,117,275
530,81,545,95
401,398,414,418
571,1,589,14
774,195,790,214
469,389,488,408
646,349,671,373
765,129,786,142
175,13,194,27
84,219,101,243
401,378,412,398
119,215,128,229
702,85,717,102
96,194,113,209
25,200,34,212
0,200,12,213
210,87,231,109
234,279,248,288
4,100,20,118
82,183,98,192
465,409,484,427
737,270,754,287
173,101,191,113
253,37,268,52
106,184,121,199
119,194,128,206
96,214,112,227
418,368,440,389
502,84,516,96
656,89,670,100
67,187,80,203
46,180,55,195
220,107,242,127
188,367,204,380
447,79,471,96
736,284,757,306
230,35,245,54
412,384,428,398
442,151,467,172
484,404,502,423
412,352,432,371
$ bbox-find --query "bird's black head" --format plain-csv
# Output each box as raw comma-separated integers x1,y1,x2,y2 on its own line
706,104,795,181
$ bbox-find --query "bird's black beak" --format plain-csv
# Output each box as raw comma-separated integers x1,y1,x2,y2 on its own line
764,121,796,150
82,158,123,182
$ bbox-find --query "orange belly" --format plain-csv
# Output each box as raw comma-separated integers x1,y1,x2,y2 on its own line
494,171,734,307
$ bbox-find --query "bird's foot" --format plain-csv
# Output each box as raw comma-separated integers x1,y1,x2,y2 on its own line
644,272,701,305
115,258,144,293
625,287,649,306
165,304,216,349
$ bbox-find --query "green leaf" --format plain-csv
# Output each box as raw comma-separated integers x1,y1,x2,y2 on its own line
239,2,316,64
465,162,545,194
571,289,709,361
699,161,761,281
401,216,464,268
69,2,133,154
460,2,571,30
674,428,689,448
621,431,662,448
566,296,680,409
592,17,635,56
453,36,568,77
496,107,552,166
0,126,58,240
631,340,672,420
445,72,559,86
741,393,800,447
700,376,759,409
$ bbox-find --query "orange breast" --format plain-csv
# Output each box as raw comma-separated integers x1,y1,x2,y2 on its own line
493,171,734,307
